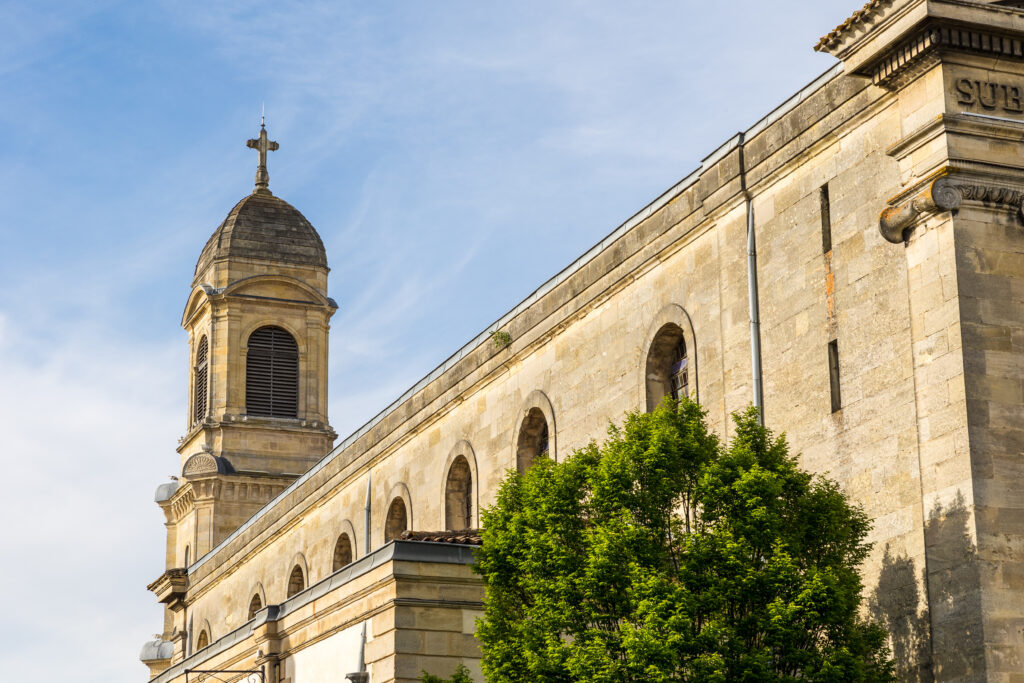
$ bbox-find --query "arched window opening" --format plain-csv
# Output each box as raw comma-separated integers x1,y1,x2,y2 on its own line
183,545,190,568
246,326,299,418
286,564,305,598
516,408,550,473
385,497,408,542
247,593,263,620
193,336,209,425
332,533,353,571
445,456,473,531
645,323,689,412
196,630,209,650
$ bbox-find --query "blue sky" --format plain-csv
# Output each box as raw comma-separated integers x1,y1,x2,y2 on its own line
0,1,858,679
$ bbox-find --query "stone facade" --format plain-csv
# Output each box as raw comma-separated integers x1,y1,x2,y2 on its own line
143,2,1024,681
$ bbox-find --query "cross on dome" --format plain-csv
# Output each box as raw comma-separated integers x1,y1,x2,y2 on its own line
246,118,279,195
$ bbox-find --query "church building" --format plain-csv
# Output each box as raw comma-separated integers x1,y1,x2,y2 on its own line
142,1,1024,680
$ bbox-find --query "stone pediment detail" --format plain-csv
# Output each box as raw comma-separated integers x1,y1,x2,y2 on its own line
879,173,1024,242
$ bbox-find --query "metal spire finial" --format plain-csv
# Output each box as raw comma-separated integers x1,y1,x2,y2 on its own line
246,110,278,195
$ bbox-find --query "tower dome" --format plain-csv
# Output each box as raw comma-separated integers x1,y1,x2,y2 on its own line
193,120,327,285
193,192,327,283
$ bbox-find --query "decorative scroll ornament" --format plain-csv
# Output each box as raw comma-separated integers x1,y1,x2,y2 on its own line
879,176,1024,243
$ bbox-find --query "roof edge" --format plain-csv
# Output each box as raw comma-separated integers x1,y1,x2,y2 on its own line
187,61,847,577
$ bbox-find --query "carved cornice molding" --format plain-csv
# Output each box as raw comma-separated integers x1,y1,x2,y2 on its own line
879,174,1024,242
872,25,1024,90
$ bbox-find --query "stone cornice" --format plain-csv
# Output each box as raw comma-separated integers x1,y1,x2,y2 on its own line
148,568,189,611
879,172,1024,241
872,23,1024,90
817,1,1024,90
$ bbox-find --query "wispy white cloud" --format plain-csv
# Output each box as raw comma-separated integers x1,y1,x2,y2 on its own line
0,311,179,679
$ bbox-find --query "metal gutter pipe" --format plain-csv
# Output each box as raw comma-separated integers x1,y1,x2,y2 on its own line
363,476,371,555
738,132,765,424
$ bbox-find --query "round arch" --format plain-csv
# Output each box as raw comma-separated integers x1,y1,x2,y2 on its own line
638,304,698,411
239,318,308,356
246,582,267,620
440,440,479,530
286,552,309,599
195,619,212,651
333,518,358,565
383,482,414,543
511,390,557,472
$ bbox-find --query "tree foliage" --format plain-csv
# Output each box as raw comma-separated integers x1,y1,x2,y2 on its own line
474,399,894,682
421,664,476,683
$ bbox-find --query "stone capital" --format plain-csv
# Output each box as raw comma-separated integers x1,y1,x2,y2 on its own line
879,173,1024,242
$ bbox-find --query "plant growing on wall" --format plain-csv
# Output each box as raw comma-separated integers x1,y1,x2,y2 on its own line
490,329,512,350
473,399,896,682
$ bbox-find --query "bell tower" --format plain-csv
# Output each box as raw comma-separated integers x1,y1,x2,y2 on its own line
162,122,337,567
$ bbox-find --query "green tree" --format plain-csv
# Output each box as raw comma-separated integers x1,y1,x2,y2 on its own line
474,399,894,682
421,664,475,683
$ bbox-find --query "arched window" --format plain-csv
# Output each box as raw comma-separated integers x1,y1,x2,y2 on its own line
196,630,209,650
445,456,473,531
247,593,263,620
246,326,299,418
286,564,305,598
193,336,209,424
645,323,689,411
516,408,549,473
332,533,353,571
385,497,408,542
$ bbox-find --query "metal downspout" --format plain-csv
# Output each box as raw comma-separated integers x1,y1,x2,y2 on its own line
344,477,372,683
738,132,764,424
363,476,371,555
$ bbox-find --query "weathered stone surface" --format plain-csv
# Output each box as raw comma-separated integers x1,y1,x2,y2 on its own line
144,3,1024,682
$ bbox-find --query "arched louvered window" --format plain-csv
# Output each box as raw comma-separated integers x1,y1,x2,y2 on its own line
193,336,208,424
196,630,209,650
246,326,299,418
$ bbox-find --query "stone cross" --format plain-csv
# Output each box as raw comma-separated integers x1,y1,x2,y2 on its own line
246,122,279,194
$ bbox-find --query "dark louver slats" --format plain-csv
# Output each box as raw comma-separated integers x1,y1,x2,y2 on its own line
246,326,299,418
193,336,208,424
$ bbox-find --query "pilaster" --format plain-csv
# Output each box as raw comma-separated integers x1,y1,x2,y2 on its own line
822,1,1024,679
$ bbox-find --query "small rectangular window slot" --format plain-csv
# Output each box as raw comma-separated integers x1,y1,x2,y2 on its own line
820,184,833,254
828,339,841,413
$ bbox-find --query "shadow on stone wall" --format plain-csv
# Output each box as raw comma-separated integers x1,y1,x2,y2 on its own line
869,545,933,682
922,492,983,681
869,492,983,682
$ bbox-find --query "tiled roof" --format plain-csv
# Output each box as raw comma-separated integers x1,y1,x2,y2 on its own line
815,0,892,52
401,529,483,545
